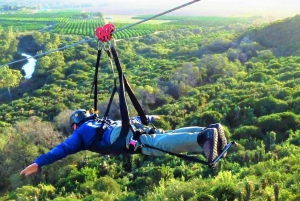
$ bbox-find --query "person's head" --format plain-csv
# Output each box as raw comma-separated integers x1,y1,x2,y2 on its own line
70,109,89,131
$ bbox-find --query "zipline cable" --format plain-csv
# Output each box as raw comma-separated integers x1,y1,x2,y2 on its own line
0,0,201,68
113,0,200,34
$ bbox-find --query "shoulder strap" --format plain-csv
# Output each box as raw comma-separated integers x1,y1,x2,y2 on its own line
110,45,130,138
91,48,102,111
123,74,148,125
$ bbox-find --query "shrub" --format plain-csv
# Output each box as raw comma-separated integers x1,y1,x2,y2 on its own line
185,110,223,126
53,197,80,201
189,192,215,201
257,112,300,141
93,176,121,194
83,192,115,201
211,183,237,201
233,125,262,140
10,185,37,200
163,180,196,201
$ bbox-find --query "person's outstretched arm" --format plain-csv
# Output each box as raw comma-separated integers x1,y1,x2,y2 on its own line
20,129,84,176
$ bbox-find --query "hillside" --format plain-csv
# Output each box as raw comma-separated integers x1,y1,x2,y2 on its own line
245,14,300,56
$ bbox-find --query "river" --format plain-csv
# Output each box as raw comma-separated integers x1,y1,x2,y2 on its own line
21,53,37,79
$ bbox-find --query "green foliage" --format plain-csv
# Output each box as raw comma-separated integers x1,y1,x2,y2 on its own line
83,192,115,201
2,11,300,201
211,182,237,201
186,110,223,126
53,197,80,201
10,185,37,200
55,166,98,193
93,176,121,194
233,125,262,140
257,112,300,141
162,179,196,201
189,192,215,201
0,66,22,99
252,96,289,117
37,183,56,200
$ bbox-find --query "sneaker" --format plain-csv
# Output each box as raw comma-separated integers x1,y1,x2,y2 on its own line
197,128,218,163
208,123,228,158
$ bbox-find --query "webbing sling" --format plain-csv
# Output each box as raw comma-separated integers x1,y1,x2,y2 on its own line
110,45,148,138
91,48,102,111
110,45,131,139
98,46,148,126
123,75,148,126
102,49,118,119
141,143,210,165
89,48,111,152
140,141,236,167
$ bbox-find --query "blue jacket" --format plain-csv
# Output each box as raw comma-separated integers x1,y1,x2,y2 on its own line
34,115,156,167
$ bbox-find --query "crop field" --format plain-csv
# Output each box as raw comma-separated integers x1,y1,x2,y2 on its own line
0,9,264,39
0,10,192,39
108,14,172,24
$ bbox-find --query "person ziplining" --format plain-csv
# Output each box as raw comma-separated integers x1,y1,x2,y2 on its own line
20,109,230,176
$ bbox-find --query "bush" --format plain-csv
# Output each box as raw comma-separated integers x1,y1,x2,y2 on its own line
189,192,215,201
185,110,223,126
163,180,196,201
211,183,237,201
93,176,121,194
10,185,37,200
257,112,300,141
83,192,115,201
53,197,80,201
233,125,262,140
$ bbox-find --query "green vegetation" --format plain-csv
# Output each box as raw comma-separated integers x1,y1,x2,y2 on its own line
1,9,300,200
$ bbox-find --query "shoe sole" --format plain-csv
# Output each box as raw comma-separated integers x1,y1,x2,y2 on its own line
209,123,228,158
206,128,219,163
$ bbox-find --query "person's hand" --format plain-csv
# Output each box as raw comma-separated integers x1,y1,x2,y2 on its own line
20,163,39,176
152,115,160,120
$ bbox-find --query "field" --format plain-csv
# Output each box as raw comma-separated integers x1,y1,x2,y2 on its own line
106,14,172,24
0,9,264,39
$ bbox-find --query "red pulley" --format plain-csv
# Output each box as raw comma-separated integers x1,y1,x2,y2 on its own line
95,23,115,42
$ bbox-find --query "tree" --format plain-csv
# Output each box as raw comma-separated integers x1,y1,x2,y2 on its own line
199,54,242,83
1,26,14,41
0,25,3,35
32,32,50,46
50,34,60,47
35,55,51,75
0,66,22,99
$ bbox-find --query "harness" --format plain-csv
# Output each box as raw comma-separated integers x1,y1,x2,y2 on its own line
89,24,150,153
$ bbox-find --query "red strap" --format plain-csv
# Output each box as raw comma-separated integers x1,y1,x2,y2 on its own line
95,23,115,42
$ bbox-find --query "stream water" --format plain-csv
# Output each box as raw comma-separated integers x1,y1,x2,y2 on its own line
21,53,37,79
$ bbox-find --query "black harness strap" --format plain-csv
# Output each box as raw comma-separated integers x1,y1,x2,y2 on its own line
109,45,148,126
109,45,149,137
91,48,102,111
141,143,209,165
110,45,131,138
103,49,118,119
123,74,148,125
